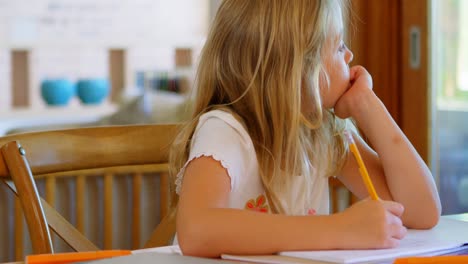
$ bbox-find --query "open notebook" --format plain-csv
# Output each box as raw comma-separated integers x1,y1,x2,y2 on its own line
221,217,468,264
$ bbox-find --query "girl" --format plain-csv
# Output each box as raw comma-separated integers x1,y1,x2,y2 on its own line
169,0,441,258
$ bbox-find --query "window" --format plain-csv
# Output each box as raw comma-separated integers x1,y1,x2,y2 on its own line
432,0,468,214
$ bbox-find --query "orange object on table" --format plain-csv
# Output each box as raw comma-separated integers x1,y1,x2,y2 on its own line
394,256,468,264
25,250,132,264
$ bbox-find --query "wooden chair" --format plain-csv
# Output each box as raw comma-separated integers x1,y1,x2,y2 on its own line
329,177,358,213
0,124,179,256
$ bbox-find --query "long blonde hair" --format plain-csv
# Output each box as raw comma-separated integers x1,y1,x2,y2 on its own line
170,0,350,215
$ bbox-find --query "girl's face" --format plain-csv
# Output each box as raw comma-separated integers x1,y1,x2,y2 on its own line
320,14,354,109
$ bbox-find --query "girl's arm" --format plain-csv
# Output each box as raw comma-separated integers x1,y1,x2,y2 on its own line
177,156,406,257
335,66,441,229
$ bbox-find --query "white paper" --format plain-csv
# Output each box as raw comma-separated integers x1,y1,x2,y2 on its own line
280,218,468,263
223,218,468,264
132,245,182,255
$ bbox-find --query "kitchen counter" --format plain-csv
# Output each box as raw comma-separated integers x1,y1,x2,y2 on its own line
0,103,117,135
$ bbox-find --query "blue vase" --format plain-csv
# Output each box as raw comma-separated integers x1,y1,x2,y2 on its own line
40,79,75,106
76,78,110,105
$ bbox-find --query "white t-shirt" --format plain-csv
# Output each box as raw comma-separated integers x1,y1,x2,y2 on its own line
175,110,329,215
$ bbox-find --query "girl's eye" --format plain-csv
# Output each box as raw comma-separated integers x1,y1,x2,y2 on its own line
338,42,346,52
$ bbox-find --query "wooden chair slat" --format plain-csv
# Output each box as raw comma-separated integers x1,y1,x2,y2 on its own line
45,177,56,206
76,175,86,233
132,173,142,249
14,197,24,261
160,172,169,219
45,177,56,247
103,173,114,249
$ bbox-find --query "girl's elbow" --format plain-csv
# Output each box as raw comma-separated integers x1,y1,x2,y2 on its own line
423,198,443,229
178,226,204,257
409,205,441,229
419,211,440,229
177,220,218,258
178,238,206,258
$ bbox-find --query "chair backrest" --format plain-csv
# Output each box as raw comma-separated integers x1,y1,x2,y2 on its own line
329,177,356,213
0,124,179,255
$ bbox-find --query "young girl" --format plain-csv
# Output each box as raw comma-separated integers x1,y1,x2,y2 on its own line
169,0,441,258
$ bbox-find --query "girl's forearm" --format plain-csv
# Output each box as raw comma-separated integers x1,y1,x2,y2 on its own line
177,208,345,257
352,94,441,228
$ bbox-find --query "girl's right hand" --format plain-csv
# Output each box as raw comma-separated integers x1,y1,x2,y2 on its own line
334,66,374,120
335,199,407,249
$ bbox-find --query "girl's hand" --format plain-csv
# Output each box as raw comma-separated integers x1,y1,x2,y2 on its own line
335,199,407,249
334,66,374,119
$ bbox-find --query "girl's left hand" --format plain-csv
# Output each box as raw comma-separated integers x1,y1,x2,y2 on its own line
334,66,374,119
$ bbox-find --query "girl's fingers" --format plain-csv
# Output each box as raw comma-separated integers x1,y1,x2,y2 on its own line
384,238,402,249
349,65,365,79
381,201,405,217
385,210,403,228
349,65,373,89
392,224,407,240
349,66,359,81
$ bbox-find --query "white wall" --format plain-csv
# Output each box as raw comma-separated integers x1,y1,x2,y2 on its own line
210,0,223,23
0,0,210,110
0,51,11,111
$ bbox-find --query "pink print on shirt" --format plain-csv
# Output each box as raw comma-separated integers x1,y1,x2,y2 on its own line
245,194,269,213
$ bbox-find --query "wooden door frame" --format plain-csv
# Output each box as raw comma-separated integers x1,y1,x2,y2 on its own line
401,0,430,165
349,0,429,164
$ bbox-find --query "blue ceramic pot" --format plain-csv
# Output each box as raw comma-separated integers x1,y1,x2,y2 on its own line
40,79,75,106
76,78,110,105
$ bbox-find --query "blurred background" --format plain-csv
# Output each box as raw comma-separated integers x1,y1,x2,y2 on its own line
0,0,222,132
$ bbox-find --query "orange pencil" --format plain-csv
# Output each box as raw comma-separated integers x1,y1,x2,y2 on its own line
344,130,379,200
26,250,132,264
394,256,468,264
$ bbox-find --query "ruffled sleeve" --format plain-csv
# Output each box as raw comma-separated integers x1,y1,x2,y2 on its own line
175,110,253,194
